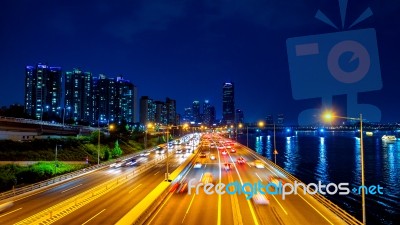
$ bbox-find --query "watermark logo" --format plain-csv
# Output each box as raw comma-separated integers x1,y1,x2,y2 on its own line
286,0,382,125
187,179,383,200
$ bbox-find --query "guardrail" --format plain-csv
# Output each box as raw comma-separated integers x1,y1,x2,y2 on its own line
0,149,151,202
237,142,363,225
14,154,169,225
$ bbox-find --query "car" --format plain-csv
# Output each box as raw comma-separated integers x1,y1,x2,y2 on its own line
210,154,216,160
125,158,137,166
224,163,232,171
237,156,245,164
230,148,236,153
109,159,122,168
193,162,202,168
252,193,270,205
217,146,225,151
155,146,165,154
221,150,228,156
139,150,150,157
199,152,206,158
254,160,264,168
201,172,213,184
176,149,183,154
269,176,287,185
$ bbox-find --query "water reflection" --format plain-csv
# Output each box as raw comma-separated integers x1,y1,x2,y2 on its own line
283,136,299,174
266,135,272,159
353,137,361,185
316,137,329,183
255,136,263,155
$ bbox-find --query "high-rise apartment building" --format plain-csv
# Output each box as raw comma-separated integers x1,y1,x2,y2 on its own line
24,63,62,120
222,82,235,125
65,68,93,124
93,74,116,125
140,96,155,125
192,100,200,123
166,97,177,125
154,101,167,124
115,76,137,124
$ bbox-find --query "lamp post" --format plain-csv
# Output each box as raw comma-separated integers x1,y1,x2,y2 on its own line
273,123,278,164
323,112,365,225
165,129,170,182
55,144,62,174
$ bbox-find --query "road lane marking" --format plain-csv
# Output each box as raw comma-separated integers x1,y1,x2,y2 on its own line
199,173,204,182
154,171,160,175
255,173,263,182
81,209,106,225
61,184,83,193
217,143,222,225
13,188,49,202
228,154,260,225
246,162,252,167
181,193,196,224
128,184,142,194
147,191,174,224
271,195,288,215
0,208,22,218
297,194,334,225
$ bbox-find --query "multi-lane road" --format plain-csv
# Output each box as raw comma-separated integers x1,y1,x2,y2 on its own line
0,133,356,225
146,134,348,225
0,135,199,225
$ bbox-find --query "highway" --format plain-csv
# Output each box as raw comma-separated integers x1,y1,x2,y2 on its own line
0,135,199,225
145,134,347,225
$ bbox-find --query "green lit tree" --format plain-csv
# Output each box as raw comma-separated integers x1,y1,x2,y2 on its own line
111,140,123,158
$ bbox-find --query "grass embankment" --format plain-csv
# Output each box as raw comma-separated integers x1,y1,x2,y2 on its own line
0,162,87,192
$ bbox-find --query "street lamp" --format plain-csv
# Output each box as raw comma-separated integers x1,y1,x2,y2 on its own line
145,123,153,149
272,123,278,164
323,112,366,225
165,129,171,182
55,144,62,174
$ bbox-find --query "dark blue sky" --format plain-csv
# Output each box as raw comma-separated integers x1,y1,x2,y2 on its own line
0,0,399,124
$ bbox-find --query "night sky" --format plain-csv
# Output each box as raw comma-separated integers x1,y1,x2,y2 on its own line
1,0,399,124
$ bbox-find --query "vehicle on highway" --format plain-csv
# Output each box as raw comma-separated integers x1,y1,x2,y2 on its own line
221,150,228,156
109,159,122,168
224,163,232,171
139,150,150,157
193,162,202,168
217,146,225,151
155,146,165,154
125,158,137,166
230,148,236,153
201,172,213,184
0,201,14,213
237,156,245,164
254,160,265,168
268,176,287,185
199,152,206,158
210,154,216,160
252,193,270,205
176,149,183,154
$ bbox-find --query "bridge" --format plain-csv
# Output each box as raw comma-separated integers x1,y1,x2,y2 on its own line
0,133,362,225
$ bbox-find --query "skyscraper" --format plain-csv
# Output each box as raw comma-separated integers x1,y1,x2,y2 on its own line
115,76,137,124
192,100,200,123
222,82,235,125
139,96,155,125
93,74,116,125
154,101,166,124
166,97,177,125
24,63,62,120
65,68,93,124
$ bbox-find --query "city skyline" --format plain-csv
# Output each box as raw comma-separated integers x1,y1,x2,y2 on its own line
1,1,399,124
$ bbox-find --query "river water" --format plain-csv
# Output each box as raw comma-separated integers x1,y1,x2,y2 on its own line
237,131,400,225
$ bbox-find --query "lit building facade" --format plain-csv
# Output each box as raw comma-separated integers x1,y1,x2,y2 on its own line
24,63,62,120
65,68,93,124
222,82,235,125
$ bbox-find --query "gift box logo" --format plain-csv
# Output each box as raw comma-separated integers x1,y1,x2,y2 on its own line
286,0,382,125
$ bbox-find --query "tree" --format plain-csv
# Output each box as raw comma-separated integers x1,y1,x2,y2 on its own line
104,148,110,161
111,140,123,158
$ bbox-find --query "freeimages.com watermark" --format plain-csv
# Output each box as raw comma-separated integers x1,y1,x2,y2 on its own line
187,179,383,200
